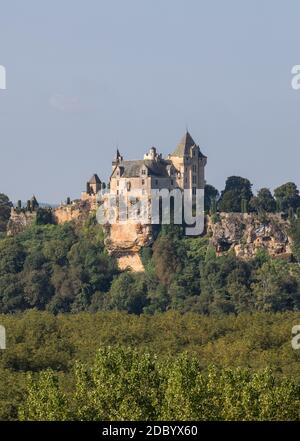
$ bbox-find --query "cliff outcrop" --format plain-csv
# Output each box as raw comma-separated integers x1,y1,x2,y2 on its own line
7,209,36,236
207,213,292,260
6,203,294,271
53,199,93,225
103,223,153,271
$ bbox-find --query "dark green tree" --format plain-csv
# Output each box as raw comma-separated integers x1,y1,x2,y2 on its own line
0,193,12,232
250,188,276,213
204,184,219,213
104,272,148,314
219,176,253,212
274,182,300,212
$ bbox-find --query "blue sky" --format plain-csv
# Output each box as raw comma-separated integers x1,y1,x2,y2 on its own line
0,0,299,203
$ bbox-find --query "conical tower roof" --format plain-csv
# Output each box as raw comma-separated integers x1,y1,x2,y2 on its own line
171,131,196,156
89,174,101,184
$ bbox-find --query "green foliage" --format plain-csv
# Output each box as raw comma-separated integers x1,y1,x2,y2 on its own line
36,208,53,225
104,273,148,314
219,176,253,213
241,198,248,213
289,207,295,222
250,188,276,213
18,346,300,421
0,310,300,420
290,219,300,262
0,221,118,313
204,184,219,213
1,212,300,315
274,182,300,212
0,193,12,232
19,371,68,421
252,260,300,311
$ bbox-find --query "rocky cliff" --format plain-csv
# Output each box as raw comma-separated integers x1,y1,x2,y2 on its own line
104,213,293,271
103,223,153,271
6,203,294,270
207,213,292,260
53,199,93,225
6,209,36,236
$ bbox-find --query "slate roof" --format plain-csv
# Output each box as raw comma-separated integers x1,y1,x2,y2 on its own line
115,159,172,178
171,131,196,156
171,131,207,159
89,174,101,184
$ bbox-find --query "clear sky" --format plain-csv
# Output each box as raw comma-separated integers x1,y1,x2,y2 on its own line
0,0,299,204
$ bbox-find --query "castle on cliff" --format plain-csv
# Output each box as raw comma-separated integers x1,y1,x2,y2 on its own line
81,131,207,204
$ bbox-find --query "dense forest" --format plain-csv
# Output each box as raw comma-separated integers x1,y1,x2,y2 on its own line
1,177,300,421
0,176,300,315
0,217,300,315
1,311,300,420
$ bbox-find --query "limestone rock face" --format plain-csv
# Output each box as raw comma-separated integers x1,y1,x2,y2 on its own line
7,209,36,236
207,213,292,259
104,223,153,272
53,200,92,225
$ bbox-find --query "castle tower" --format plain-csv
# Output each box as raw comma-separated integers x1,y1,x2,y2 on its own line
88,174,102,195
30,195,39,211
112,149,123,172
168,131,207,194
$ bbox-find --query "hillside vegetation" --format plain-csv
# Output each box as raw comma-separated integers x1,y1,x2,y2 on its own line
1,311,300,420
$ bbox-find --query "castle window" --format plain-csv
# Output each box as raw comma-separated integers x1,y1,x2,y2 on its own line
192,187,196,195
142,179,145,185
192,165,197,172
127,181,131,191
192,175,197,184
117,180,119,187
171,179,174,185
141,169,146,175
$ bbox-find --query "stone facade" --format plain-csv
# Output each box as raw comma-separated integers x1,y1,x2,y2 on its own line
109,131,207,198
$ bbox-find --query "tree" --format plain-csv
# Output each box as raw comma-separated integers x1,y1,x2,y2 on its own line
0,193,12,232
250,188,276,213
274,182,300,212
219,177,253,213
152,235,183,286
290,219,300,261
204,184,219,213
19,370,68,421
36,208,53,225
19,347,300,421
252,260,300,312
104,272,148,314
